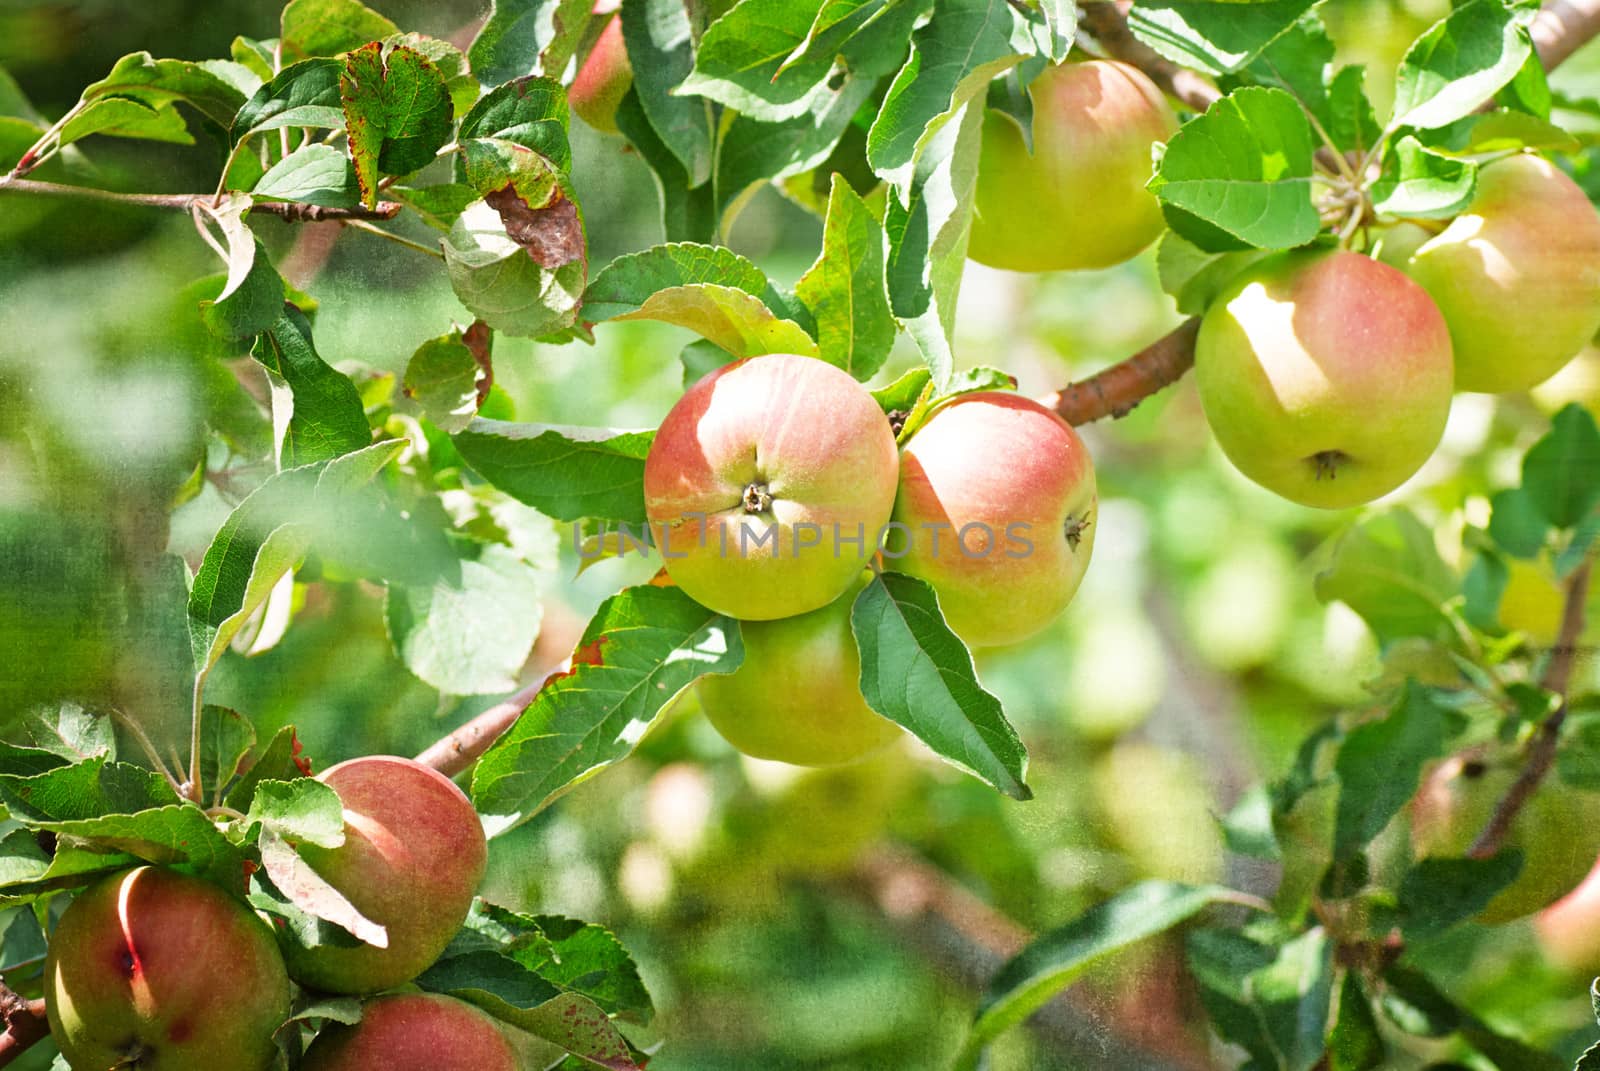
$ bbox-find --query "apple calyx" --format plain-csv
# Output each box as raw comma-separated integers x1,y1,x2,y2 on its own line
1309,449,1351,481
742,483,773,514
1063,512,1092,550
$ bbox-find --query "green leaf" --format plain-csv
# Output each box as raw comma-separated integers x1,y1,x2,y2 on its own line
1188,926,1334,1071
386,544,545,695
57,98,194,147
244,778,345,848
716,77,880,225
196,705,256,801
1238,16,1381,157
281,0,400,63
456,902,653,1022
393,182,482,230
458,77,573,173
885,98,984,384
1391,0,1535,130
614,89,716,243
1334,683,1447,860
341,42,455,207
79,51,246,129
1397,853,1523,938
253,143,359,206
405,329,485,434
1370,136,1478,219
681,0,913,122
470,0,595,86
231,58,345,142
608,284,820,359
471,585,742,828
871,366,933,418
198,196,286,341
254,305,372,466
620,0,714,186
1314,509,1457,646
1155,232,1271,316
36,804,246,893
225,726,311,813
795,175,895,381
1488,486,1549,558
188,442,401,676
1522,404,1600,529
453,420,653,524
865,0,1031,192
1328,972,1385,1071
444,201,586,338
1148,87,1319,252
1127,0,1319,77
584,243,769,320
959,882,1234,1067
851,572,1030,800
421,958,641,1070
460,137,565,205
19,704,115,764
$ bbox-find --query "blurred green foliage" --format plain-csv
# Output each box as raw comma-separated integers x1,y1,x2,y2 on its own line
5,0,1600,1067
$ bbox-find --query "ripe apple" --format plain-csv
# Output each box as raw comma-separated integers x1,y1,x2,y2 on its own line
968,60,1178,273
698,572,902,766
1535,855,1600,973
302,993,518,1071
644,353,899,621
1194,249,1454,509
1404,154,1600,393
569,6,632,135
46,866,290,1071
1410,752,1600,923
282,756,487,994
889,392,1096,647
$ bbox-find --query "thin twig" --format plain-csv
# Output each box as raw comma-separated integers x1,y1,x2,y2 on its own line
0,178,401,221
1469,557,1593,859
340,218,444,259
415,673,557,778
1038,319,1200,425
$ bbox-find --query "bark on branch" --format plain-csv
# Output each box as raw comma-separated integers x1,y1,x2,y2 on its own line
1080,2,1223,112
414,673,555,779
0,984,48,1069
1040,319,1200,425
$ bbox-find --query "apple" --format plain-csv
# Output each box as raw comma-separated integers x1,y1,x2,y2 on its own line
1194,249,1454,509
302,993,518,1071
968,60,1178,273
888,392,1096,647
1372,221,1435,271
644,353,899,621
1536,855,1600,973
281,756,487,994
1404,154,1600,393
568,6,632,135
46,866,290,1071
698,572,902,766
1410,752,1600,923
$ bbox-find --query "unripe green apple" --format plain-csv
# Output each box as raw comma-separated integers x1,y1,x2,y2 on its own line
1535,856,1600,974
889,392,1096,647
569,6,632,135
698,572,902,766
302,993,518,1071
1372,221,1435,270
282,756,487,994
1404,154,1600,393
1195,249,1454,509
969,60,1178,273
644,354,899,621
1410,753,1600,924
46,866,290,1071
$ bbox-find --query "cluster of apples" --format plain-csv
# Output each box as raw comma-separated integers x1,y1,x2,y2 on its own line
967,59,1600,510
643,354,1098,765
43,756,503,1071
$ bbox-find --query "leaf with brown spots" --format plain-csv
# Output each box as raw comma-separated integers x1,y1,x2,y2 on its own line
340,41,454,207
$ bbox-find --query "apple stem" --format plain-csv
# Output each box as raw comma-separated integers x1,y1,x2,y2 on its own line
1467,556,1593,860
